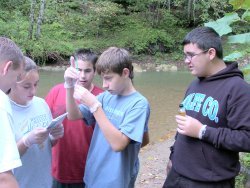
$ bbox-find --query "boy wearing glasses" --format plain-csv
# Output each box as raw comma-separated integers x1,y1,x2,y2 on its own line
163,27,250,187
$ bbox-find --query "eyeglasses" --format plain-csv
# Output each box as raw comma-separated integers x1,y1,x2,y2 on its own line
184,49,209,61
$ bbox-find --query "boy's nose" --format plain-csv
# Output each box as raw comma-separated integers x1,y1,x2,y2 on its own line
102,81,108,89
80,71,85,77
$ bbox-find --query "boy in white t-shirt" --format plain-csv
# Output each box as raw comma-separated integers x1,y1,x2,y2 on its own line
0,37,24,188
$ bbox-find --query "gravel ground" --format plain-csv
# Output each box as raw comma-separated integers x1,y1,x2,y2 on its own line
135,137,250,188
135,137,175,188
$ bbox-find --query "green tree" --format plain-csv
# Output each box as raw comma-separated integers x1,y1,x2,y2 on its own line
205,0,250,61
35,0,46,39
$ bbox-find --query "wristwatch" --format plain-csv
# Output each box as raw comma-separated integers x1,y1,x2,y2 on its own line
90,101,102,113
198,125,207,139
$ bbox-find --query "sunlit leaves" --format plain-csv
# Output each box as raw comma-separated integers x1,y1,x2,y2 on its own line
205,13,240,36
229,0,250,10
228,33,250,43
242,10,250,21
223,51,244,61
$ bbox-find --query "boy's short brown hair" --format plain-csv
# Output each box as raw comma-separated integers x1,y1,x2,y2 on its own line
96,47,134,79
0,37,24,69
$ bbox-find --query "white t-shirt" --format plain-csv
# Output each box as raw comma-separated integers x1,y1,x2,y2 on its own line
0,90,22,173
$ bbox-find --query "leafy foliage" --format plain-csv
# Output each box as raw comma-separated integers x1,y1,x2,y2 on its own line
205,13,240,36
0,0,248,65
229,0,250,9
166,0,232,26
204,0,250,63
228,33,250,43
235,153,250,188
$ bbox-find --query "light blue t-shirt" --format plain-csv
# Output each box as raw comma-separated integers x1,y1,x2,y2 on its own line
80,91,150,188
10,96,53,188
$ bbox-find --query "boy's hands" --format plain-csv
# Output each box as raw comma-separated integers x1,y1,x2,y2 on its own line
176,115,203,138
49,124,64,141
73,85,99,110
22,128,49,147
64,67,80,88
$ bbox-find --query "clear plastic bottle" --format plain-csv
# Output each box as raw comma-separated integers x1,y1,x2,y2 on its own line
179,103,186,116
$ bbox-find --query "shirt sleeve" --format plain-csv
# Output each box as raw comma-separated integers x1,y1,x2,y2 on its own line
120,100,150,143
203,83,250,152
79,104,95,126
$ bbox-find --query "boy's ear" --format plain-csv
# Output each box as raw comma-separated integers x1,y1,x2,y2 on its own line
3,61,12,75
208,48,216,60
123,68,130,77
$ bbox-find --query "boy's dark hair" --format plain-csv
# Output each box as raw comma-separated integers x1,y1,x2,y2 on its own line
0,37,24,69
182,27,223,59
96,47,134,80
73,49,98,71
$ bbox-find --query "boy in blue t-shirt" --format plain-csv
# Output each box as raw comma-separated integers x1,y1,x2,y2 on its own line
64,47,150,188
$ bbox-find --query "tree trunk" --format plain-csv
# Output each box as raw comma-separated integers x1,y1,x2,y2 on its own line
193,0,196,24
35,0,46,40
187,0,193,21
28,0,36,40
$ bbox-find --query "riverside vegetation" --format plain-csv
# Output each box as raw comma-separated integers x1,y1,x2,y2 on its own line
0,0,249,65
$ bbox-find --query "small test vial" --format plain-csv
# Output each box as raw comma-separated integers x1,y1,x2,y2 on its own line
179,103,186,116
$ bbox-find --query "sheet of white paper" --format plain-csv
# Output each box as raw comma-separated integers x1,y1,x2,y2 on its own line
47,112,68,131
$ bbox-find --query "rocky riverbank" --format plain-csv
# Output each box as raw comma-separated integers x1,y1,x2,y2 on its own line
39,55,249,73
39,63,179,72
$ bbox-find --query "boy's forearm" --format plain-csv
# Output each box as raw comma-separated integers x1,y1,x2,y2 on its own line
16,139,28,156
0,171,19,188
66,88,82,120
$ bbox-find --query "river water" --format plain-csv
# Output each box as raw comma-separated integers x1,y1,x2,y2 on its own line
38,70,194,143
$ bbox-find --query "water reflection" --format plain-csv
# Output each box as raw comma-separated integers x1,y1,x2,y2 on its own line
38,70,194,143
133,71,193,143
